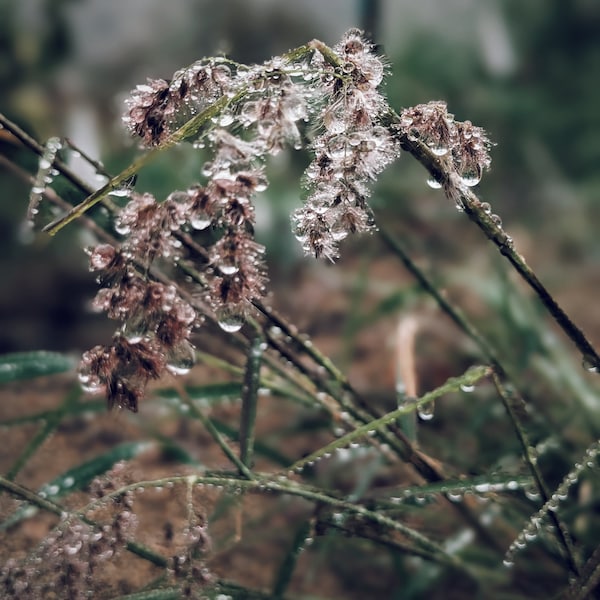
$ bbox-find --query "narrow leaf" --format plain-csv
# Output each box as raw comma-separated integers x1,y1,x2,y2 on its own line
0,351,76,383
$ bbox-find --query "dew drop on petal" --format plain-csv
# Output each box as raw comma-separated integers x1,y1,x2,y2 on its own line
166,342,196,375
114,221,131,235
65,540,83,555
190,212,212,230
216,305,245,333
218,262,239,276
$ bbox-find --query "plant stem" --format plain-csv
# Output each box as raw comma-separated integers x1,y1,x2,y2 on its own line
175,383,255,480
100,474,471,573
290,365,490,471
491,374,580,576
239,330,264,468
387,118,600,370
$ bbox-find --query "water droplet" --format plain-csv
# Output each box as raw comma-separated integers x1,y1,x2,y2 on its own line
108,188,131,198
460,165,482,187
426,177,442,189
78,371,103,394
446,491,463,502
524,531,537,542
582,356,600,373
417,401,434,421
219,113,234,127
218,261,239,276
491,214,503,227
65,540,83,555
216,305,245,333
166,342,196,375
114,221,131,235
524,486,541,501
46,484,60,496
429,144,449,157
190,211,212,230
502,559,514,568
460,383,475,393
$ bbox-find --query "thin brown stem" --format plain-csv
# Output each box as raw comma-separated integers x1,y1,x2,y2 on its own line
386,116,600,370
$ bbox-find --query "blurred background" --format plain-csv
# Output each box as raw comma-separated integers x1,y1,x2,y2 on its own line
2,3,600,597
1,0,600,356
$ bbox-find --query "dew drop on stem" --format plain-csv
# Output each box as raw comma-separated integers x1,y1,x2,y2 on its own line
426,177,442,189
417,401,434,421
460,165,481,187
582,355,600,373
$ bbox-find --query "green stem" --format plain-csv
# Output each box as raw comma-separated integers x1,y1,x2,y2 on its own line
96,474,471,573
271,518,313,598
290,365,490,472
491,373,580,576
239,330,264,468
41,93,234,236
176,384,255,480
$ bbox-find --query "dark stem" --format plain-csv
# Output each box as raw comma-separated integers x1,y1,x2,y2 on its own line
387,118,600,370
239,331,264,468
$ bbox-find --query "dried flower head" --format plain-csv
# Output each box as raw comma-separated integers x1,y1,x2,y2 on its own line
398,101,492,189
293,29,399,260
81,29,493,411
123,59,234,146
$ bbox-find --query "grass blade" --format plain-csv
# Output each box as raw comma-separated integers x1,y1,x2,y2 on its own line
0,351,76,383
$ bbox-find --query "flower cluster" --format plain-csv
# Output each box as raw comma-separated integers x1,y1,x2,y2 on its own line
0,462,139,598
79,30,494,412
292,29,400,260
80,192,198,411
399,100,492,189
195,130,268,332
123,59,234,146
0,511,137,599
236,58,309,153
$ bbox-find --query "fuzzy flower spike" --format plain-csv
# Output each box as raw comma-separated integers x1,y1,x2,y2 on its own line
292,29,400,260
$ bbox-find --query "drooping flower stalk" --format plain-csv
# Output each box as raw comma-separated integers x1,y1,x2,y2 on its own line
75,29,496,412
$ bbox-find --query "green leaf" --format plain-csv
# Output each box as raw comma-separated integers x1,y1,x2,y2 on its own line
0,351,76,383
156,382,242,404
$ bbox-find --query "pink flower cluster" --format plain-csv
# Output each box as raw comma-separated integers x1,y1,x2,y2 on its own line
123,58,234,146
399,100,492,188
292,29,401,260
80,192,198,411
80,29,494,412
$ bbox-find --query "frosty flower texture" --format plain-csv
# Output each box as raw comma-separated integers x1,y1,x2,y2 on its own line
292,30,400,260
78,29,493,411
